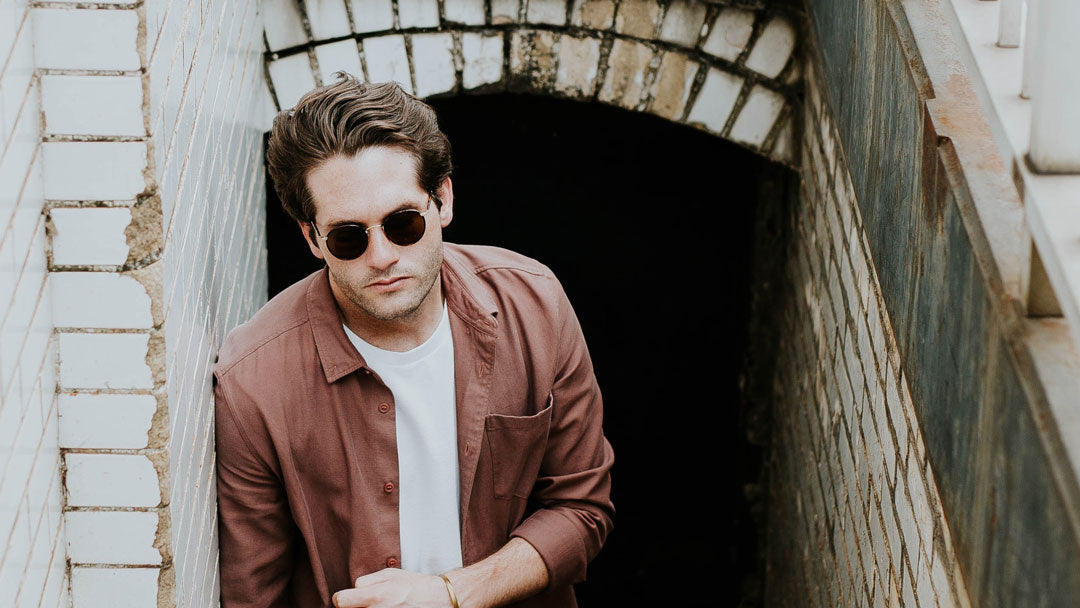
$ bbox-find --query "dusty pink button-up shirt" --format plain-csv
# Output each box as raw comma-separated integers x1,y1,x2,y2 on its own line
212,243,615,608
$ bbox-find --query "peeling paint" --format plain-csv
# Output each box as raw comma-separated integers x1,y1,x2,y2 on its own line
128,260,164,327
124,190,163,268
151,510,172,564
156,561,177,608
146,388,171,450
145,327,167,389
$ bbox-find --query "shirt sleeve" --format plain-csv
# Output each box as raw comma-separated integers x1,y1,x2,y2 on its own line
509,275,616,591
214,374,298,608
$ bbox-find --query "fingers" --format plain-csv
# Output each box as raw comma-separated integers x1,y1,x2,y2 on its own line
332,587,370,608
354,567,394,588
334,569,394,607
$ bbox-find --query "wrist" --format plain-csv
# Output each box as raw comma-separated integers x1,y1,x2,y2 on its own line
438,573,460,608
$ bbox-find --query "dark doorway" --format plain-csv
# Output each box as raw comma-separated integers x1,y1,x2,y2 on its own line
264,92,793,606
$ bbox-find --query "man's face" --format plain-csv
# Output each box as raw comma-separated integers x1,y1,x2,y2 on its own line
301,145,453,323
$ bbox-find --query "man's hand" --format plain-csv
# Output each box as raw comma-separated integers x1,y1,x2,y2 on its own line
332,569,451,608
332,538,548,608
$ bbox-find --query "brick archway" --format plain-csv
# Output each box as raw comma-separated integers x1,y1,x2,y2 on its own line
262,0,800,165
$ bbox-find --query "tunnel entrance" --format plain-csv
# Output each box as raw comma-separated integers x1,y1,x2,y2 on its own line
265,92,795,606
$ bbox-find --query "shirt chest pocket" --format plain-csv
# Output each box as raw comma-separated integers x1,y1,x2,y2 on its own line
483,394,554,500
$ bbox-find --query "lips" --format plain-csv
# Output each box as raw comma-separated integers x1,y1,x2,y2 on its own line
369,276,407,287
367,276,409,293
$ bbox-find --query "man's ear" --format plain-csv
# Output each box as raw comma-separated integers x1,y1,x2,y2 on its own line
436,176,454,229
298,220,325,260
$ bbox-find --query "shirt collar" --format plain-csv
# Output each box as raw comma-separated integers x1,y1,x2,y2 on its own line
306,243,499,384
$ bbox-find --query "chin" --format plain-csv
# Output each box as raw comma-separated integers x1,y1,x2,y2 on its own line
365,300,424,321
354,284,432,321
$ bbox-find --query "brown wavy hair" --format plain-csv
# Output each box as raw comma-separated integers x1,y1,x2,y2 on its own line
266,72,453,224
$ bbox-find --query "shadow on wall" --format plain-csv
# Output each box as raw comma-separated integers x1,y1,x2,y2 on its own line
264,92,796,607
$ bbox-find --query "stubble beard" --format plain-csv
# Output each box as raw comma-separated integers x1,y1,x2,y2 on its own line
332,244,444,322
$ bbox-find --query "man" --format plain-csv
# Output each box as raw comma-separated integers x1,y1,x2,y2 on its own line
212,73,615,608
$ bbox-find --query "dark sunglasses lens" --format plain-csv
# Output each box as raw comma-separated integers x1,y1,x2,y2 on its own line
326,225,368,260
382,210,426,246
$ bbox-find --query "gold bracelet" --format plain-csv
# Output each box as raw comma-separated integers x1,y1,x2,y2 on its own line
438,573,460,608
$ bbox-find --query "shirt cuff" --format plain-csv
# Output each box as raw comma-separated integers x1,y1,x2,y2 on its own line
509,507,588,591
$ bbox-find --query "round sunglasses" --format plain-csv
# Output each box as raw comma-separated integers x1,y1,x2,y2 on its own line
310,193,435,260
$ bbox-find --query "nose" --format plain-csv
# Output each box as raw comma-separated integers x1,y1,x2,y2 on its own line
364,225,399,271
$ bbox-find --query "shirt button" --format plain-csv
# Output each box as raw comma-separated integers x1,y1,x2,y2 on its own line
383,482,394,493
386,557,398,568
378,403,390,413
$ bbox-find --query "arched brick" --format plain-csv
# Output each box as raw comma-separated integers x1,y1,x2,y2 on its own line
659,0,709,48
703,7,756,62
598,38,654,109
510,29,559,91
462,32,505,90
555,34,603,98
614,0,662,39
262,2,802,161
572,0,615,30
745,15,796,79
647,51,698,121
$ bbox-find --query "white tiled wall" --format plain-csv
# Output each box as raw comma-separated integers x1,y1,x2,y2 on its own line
145,0,270,605
31,1,160,605
0,0,66,604
2,0,270,605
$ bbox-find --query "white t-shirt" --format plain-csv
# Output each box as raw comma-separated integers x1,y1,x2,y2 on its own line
342,302,463,575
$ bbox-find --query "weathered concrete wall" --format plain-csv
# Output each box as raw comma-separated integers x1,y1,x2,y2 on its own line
765,52,969,607
766,0,1080,605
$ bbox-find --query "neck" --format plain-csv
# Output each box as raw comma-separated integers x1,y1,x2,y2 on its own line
333,273,445,352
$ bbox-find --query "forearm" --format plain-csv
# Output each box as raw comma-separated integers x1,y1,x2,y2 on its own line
441,537,549,608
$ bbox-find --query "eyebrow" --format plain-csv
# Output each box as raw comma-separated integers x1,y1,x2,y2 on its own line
323,200,423,229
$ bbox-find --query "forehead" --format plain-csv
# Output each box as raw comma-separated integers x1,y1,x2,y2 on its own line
305,146,424,223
